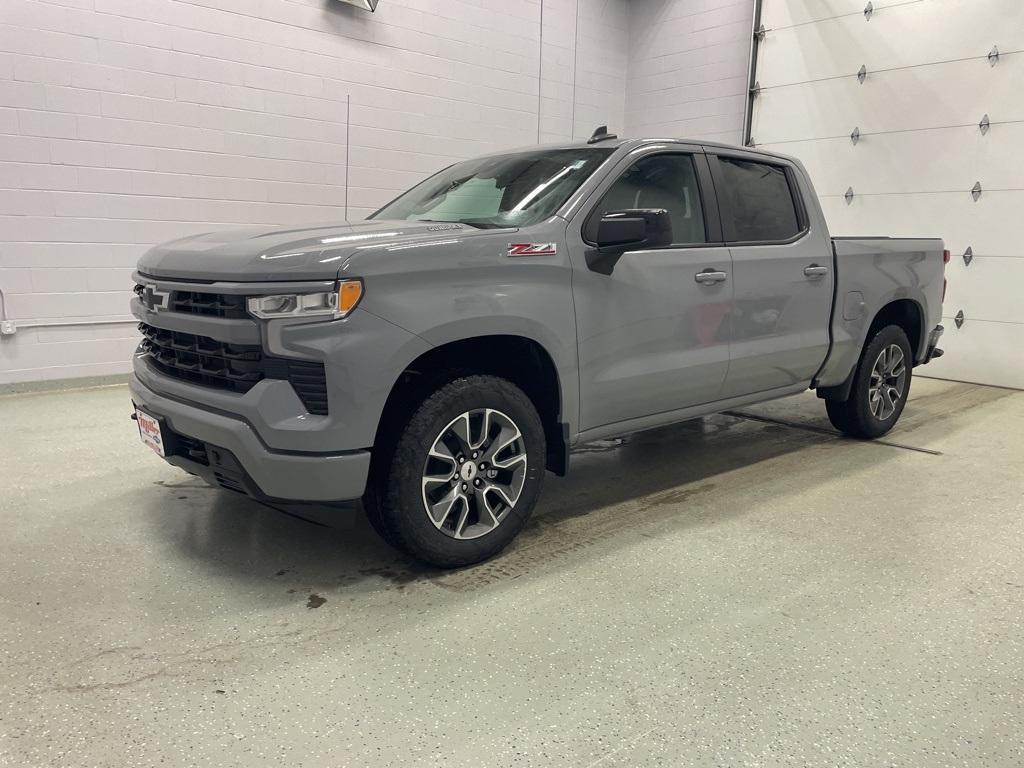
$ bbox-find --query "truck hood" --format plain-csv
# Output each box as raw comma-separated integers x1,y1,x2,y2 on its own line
137,220,500,282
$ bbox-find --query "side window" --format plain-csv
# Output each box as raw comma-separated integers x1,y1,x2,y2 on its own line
586,154,706,245
717,157,801,242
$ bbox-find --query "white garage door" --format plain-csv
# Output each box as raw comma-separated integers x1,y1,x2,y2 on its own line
751,0,1024,389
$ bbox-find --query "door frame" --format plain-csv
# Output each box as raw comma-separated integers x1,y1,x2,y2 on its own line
563,143,737,435
704,150,810,247
567,143,726,250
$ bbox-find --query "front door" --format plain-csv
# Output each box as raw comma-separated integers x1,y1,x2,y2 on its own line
709,152,834,398
569,150,732,431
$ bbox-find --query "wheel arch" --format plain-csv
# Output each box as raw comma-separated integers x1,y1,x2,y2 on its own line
867,297,924,362
371,333,571,481
818,296,925,402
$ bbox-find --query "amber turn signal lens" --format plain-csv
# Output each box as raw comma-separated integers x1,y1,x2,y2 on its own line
337,280,363,316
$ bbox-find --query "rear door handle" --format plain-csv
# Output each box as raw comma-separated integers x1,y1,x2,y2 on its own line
695,268,728,285
804,264,829,278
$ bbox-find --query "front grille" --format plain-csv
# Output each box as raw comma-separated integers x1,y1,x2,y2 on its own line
134,283,248,319
171,290,248,319
138,323,329,415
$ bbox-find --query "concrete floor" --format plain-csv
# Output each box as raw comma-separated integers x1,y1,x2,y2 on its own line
1,378,1022,767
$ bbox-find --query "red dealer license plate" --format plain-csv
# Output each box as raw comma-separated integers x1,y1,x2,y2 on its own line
135,408,166,457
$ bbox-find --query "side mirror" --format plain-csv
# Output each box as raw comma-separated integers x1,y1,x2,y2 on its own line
595,209,673,254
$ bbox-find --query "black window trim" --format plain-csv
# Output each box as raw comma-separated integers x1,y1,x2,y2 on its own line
707,152,809,247
581,150,725,249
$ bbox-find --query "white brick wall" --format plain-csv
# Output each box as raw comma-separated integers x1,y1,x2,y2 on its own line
539,0,630,143
625,0,754,143
0,0,636,383
0,0,748,384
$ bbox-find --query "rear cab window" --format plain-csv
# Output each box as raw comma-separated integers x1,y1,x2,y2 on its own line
715,157,805,243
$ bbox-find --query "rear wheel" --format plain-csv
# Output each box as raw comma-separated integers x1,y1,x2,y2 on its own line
825,324,913,438
366,375,546,568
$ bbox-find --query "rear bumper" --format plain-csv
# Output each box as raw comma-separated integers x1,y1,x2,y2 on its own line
919,324,945,365
130,373,371,502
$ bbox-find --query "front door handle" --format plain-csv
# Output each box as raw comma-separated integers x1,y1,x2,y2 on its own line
804,264,829,278
695,268,728,285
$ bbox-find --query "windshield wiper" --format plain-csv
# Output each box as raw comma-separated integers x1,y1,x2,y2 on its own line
415,219,506,230
457,220,508,230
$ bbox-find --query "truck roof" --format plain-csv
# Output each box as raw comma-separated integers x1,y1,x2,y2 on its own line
504,135,795,164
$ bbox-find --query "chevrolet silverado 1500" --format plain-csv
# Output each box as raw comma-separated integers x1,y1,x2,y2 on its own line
130,131,946,567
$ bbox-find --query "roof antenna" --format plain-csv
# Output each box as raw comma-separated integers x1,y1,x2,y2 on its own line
587,125,617,144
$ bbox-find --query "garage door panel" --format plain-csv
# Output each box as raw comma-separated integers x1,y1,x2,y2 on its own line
760,0,1024,86
751,56,1024,144
943,257,1024,325
761,0,914,29
819,191,1024,257
922,319,1024,390
757,0,1022,389
763,124,1022,196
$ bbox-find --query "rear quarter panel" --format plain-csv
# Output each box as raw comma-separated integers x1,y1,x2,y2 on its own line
817,237,945,387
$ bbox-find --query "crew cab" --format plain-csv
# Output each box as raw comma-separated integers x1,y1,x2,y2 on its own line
130,130,946,567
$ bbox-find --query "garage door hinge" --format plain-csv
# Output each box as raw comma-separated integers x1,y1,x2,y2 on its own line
750,81,761,98
971,181,983,201
844,186,855,204
979,114,990,134
755,24,766,42
850,127,860,145
954,310,965,329
988,45,999,66
857,65,867,83
962,246,973,266
864,2,873,20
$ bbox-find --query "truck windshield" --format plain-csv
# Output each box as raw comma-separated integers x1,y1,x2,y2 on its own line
369,148,615,229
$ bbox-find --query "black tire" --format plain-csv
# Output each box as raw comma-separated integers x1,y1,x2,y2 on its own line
825,324,913,438
365,374,546,568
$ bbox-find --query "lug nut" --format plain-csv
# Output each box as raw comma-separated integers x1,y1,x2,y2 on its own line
461,483,468,491
479,462,488,470
458,456,465,464
472,451,479,459
474,479,481,487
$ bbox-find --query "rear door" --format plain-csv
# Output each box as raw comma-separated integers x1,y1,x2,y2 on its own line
708,151,833,398
568,147,732,431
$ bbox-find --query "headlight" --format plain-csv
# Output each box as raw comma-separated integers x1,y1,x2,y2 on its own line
247,279,363,320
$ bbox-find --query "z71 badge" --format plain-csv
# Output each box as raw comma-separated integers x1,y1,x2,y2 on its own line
507,243,557,257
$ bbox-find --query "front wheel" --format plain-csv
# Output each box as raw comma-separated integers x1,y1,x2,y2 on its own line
366,375,546,568
825,324,913,438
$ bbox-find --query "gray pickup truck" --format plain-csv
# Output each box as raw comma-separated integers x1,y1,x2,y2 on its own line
130,130,946,567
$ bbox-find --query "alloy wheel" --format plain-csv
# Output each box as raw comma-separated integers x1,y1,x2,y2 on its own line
421,408,528,540
868,343,906,420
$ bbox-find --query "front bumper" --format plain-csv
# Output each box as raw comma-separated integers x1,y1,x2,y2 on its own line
130,373,371,502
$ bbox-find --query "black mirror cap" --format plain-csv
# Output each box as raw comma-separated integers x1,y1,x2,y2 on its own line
595,208,673,253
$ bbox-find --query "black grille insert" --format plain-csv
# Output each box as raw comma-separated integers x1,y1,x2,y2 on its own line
134,283,249,319
138,323,328,415
171,290,249,319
